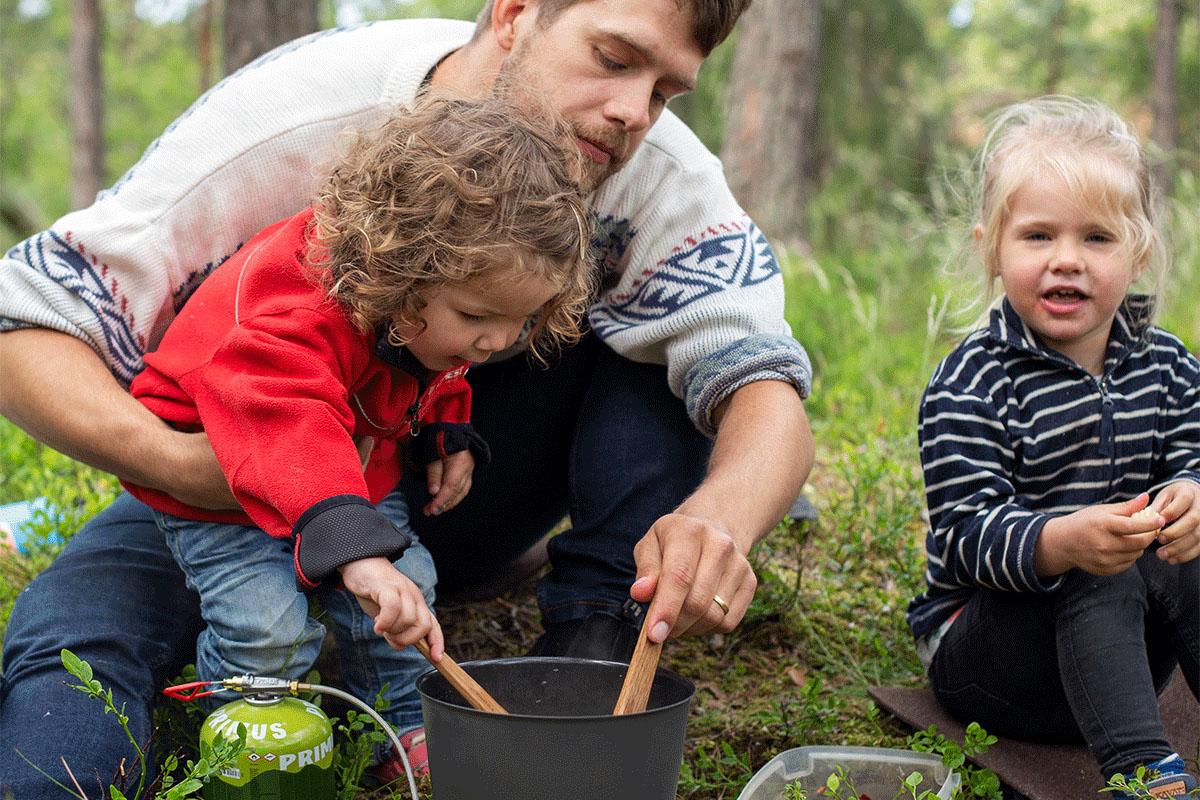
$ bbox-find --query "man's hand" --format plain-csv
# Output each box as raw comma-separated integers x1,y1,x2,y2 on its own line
423,449,474,516
339,556,444,657
0,328,237,509
1150,480,1200,565
629,512,756,641
630,379,812,644
1035,493,1164,577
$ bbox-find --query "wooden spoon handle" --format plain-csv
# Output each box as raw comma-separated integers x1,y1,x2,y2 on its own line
612,617,663,715
415,639,507,714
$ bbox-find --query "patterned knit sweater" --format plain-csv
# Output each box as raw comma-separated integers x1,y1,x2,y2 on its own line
907,295,1200,641
0,19,810,436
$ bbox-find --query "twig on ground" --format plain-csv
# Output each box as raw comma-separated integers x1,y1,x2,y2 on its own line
61,757,86,798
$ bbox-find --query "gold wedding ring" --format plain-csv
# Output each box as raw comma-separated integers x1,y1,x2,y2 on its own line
712,593,730,616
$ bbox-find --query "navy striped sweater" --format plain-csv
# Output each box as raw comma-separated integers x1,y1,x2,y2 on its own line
907,295,1200,640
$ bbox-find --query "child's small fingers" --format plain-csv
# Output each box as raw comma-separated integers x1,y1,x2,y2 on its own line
426,460,444,497
373,595,402,635
427,487,453,515
1126,508,1165,533
430,473,472,514
1158,529,1200,564
427,618,445,659
439,476,472,512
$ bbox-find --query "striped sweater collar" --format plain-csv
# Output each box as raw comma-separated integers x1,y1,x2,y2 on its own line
987,294,1155,376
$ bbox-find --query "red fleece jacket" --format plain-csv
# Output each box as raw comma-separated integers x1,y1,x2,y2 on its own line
124,208,486,588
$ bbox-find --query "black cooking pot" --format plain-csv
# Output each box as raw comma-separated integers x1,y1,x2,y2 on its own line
417,656,695,799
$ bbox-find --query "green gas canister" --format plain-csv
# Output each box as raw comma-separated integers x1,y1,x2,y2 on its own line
200,694,336,800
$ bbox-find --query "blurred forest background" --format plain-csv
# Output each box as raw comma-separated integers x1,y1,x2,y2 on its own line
3,0,1197,252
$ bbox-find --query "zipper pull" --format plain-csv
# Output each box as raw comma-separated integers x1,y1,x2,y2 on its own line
1098,382,1114,458
405,399,422,436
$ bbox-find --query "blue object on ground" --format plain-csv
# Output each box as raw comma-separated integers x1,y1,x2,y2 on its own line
0,497,63,552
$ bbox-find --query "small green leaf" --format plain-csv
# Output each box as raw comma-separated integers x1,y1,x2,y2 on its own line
61,649,92,682
174,778,204,794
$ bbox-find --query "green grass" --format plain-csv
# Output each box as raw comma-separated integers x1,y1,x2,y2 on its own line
1,168,1198,798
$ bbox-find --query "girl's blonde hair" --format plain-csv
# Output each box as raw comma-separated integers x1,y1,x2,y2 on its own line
966,95,1167,324
309,95,594,363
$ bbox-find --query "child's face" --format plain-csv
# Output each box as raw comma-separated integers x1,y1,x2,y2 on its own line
988,170,1139,376
396,269,561,371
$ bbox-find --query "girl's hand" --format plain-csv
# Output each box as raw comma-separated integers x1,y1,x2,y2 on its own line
1151,480,1200,565
424,449,474,516
339,557,444,658
1035,493,1163,577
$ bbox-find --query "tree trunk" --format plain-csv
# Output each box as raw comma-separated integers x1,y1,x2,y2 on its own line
197,0,215,92
1042,1,1068,95
1151,0,1179,194
70,0,104,209
223,0,319,74
720,0,822,250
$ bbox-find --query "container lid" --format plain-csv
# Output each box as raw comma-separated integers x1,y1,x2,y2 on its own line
736,746,961,800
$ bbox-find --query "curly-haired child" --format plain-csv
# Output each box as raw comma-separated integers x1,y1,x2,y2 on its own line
908,96,1199,797
121,96,593,777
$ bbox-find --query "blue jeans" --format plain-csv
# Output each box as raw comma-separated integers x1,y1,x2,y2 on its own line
400,333,712,625
929,545,1200,778
157,488,435,735
0,335,709,796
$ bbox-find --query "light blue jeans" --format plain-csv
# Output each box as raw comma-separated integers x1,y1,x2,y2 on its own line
157,488,435,740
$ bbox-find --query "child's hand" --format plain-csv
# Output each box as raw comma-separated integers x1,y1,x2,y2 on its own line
424,449,474,516
338,557,444,658
1150,480,1200,565
1035,493,1163,577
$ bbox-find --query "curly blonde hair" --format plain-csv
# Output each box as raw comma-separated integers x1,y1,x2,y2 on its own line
309,96,594,363
964,95,1168,326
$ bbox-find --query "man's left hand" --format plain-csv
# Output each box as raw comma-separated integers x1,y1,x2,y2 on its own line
629,511,757,642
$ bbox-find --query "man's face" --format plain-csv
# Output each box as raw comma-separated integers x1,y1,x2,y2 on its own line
497,0,705,192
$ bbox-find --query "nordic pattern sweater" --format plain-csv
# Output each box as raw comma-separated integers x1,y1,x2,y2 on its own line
0,19,811,437
907,295,1200,640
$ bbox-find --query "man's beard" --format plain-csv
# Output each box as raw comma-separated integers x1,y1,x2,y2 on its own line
494,41,630,194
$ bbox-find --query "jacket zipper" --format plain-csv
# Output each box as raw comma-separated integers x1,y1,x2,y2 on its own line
1097,375,1115,491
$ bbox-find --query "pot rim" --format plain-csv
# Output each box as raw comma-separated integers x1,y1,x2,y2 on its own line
415,655,696,720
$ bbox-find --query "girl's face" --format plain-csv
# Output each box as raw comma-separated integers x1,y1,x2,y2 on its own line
985,170,1140,376
395,269,560,372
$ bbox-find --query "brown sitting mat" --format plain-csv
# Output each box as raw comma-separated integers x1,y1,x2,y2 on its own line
868,669,1198,800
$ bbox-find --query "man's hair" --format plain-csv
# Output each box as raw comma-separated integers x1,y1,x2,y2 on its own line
310,96,594,362
473,0,753,55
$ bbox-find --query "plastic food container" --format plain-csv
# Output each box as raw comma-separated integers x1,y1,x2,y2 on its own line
736,745,961,800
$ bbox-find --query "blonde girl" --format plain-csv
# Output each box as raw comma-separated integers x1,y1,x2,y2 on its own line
908,96,1199,796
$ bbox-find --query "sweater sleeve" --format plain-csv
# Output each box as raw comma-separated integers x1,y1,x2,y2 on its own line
181,307,409,588
586,113,810,435
917,353,1062,599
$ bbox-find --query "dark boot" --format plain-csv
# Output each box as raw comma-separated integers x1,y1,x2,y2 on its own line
528,609,640,662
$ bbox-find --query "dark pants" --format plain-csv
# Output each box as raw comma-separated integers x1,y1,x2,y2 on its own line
0,334,711,796
929,545,1199,777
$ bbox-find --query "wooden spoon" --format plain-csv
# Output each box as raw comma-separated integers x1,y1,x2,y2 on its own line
415,639,507,714
612,612,663,715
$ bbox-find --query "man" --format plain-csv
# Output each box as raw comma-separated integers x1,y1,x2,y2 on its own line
0,0,813,792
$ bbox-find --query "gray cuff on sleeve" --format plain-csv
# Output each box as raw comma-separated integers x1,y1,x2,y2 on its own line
682,333,813,437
